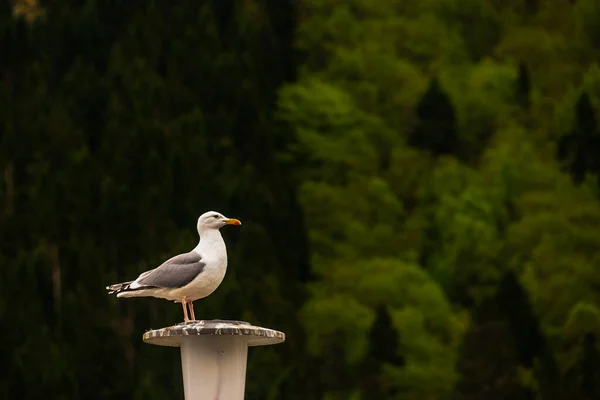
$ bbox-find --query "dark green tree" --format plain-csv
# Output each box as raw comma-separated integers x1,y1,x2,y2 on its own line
516,62,531,110
580,333,600,399
454,271,556,400
408,77,461,158
558,92,600,183
361,306,405,398
526,0,539,14
1,1,310,399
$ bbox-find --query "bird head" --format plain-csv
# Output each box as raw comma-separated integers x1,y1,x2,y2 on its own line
197,211,241,232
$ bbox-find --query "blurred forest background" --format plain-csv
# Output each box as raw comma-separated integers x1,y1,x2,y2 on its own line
2,0,600,399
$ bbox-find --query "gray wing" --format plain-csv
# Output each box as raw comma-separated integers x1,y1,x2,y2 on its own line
135,252,206,289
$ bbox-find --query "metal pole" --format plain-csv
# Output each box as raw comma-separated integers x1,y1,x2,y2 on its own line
143,320,285,400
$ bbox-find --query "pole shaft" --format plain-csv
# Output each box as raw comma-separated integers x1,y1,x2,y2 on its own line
180,336,248,400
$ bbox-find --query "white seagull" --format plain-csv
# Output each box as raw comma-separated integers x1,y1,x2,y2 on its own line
106,211,241,322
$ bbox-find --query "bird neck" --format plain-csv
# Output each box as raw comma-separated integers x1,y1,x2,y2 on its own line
194,229,225,254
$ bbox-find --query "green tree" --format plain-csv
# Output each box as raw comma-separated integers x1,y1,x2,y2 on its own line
279,74,467,399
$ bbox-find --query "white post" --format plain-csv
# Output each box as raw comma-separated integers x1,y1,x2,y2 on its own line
143,320,285,400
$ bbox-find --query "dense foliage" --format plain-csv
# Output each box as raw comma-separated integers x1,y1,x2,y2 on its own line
2,0,600,399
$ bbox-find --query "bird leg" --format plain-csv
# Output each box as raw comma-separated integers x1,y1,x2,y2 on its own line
181,298,190,322
189,301,196,321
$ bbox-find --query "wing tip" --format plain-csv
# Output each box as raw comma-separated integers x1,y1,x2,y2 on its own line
106,281,132,295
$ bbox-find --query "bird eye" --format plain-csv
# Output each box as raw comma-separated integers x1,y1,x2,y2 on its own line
213,215,219,219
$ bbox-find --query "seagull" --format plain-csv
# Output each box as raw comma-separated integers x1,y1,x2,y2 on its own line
106,211,241,322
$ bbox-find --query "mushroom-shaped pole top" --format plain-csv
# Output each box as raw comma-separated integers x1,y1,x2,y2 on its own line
143,319,286,347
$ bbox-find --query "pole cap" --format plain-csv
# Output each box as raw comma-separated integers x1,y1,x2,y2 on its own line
142,319,286,347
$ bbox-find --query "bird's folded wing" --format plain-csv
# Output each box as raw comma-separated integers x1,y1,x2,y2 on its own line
135,252,206,289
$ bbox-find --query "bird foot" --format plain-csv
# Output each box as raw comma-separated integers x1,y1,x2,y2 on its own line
177,320,198,326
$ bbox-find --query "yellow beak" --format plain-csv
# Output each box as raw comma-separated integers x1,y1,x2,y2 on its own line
224,218,242,226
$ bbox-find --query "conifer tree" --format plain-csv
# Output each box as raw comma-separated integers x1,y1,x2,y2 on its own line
408,77,461,158
516,62,531,110
558,92,600,183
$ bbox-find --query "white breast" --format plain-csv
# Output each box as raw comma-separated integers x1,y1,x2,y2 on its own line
169,229,229,301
